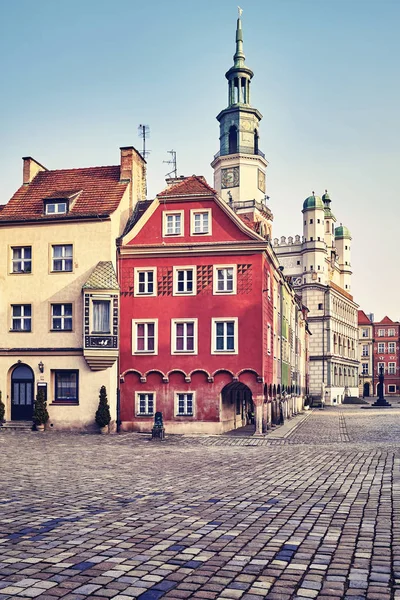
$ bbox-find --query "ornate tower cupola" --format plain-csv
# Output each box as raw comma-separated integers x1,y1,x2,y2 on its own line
211,8,268,205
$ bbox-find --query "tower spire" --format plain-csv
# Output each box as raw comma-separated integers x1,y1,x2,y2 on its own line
233,7,245,68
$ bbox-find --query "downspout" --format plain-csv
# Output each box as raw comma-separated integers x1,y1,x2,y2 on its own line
116,240,122,433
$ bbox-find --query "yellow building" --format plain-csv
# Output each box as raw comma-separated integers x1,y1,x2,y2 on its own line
0,148,145,430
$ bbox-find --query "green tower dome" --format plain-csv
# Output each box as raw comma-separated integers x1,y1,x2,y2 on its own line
302,194,324,211
335,225,351,239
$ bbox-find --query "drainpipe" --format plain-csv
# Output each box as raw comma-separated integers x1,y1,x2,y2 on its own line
322,287,329,402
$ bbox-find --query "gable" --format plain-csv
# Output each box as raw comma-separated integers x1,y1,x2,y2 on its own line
125,197,259,246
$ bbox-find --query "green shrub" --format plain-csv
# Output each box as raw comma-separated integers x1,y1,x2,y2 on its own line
95,386,111,428
33,387,49,425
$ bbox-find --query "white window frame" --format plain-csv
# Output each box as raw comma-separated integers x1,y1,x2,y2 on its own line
132,319,158,355
377,362,385,374
388,384,396,393
11,304,32,332
362,363,369,375
162,210,184,237
134,267,157,297
211,317,238,355
388,342,396,354
173,266,197,296
11,246,32,274
267,323,271,354
213,265,237,295
51,303,73,331
136,392,155,417
190,209,212,236
362,328,368,338
388,328,395,337
388,362,396,375
378,329,385,337
171,318,198,354
91,298,111,334
378,343,385,354
51,244,73,272
46,201,67,215
175,392,195,417
362,345,369,357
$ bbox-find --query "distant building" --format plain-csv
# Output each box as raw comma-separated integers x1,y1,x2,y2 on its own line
373,316,399,396
0,148,146,429
274,193,359,404
358,310,374,397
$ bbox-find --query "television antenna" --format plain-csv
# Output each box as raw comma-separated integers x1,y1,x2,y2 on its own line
163,149,177,179
138,124,150,160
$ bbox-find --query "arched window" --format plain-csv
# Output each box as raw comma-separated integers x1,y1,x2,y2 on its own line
229,125,238,154
254,129,259,154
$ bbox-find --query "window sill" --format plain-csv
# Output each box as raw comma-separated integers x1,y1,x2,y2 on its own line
50,401,79,406
9,272,32,275
9,330,32,333
176,414,193,418
136,414,154,418
50,329,73,333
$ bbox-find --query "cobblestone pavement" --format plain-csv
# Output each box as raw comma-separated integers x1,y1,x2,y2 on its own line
1,405,400,600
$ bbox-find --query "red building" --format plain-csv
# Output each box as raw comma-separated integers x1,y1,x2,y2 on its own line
373,316,400,396
118,176,277,434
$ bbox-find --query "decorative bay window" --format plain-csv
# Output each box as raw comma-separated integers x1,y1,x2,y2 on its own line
82,261,119,370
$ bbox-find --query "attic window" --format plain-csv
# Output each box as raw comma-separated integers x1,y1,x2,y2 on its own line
45,200,68,215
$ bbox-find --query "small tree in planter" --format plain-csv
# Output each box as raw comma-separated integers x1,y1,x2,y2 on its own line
95,386,111,433
0,391,5,424
33,387,49,431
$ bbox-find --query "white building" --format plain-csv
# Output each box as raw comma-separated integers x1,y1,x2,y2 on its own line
274,192,359,404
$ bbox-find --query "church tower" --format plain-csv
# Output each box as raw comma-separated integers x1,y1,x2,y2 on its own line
211,10,268,204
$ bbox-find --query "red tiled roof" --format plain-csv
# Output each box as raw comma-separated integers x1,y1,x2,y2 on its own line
157,175,216,198
358,310,372,325
238,214,258,232
330,281,354,301
0,166,128,222
377,316,397,325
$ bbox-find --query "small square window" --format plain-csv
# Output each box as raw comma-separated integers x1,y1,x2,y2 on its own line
173,267,196,296
213,265,236,295
45,201,67,215
297,260,300,265
132,320,158,354
54,370,78,403
388,385,396,393
136,392,155,416
163,211,184,236
135,268,157,296
310,219,313,224
11,246,32,273
176,392,194,416
11,304,32,331
318,303,323,310
52,244,73,272
51,303,72,331
191,209,211,235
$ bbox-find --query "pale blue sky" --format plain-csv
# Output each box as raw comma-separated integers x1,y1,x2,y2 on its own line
0,0,399,320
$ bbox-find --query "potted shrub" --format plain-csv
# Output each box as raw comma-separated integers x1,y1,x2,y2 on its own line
95,386,111,434
33,387,49,432
0,391,5,425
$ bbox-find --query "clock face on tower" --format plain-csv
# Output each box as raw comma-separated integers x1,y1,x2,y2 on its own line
221,167,239,188
258,169,266,193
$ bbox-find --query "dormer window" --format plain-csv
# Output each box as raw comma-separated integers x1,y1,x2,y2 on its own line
45,201,67,215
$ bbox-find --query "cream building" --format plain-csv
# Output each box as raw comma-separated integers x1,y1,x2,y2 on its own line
0,147,146,429
274,192,359,404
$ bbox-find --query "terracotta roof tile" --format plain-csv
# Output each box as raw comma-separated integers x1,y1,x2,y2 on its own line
358,310,372,325
0,165,128,222
157,175,216,198
377,315,398,325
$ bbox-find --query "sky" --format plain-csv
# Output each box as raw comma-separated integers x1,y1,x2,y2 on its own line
0,0,399,321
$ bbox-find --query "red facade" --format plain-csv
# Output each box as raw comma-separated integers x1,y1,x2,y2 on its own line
118,176,275,434
373,316,400,395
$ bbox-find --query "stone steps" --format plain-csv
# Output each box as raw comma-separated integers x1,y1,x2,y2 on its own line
0,421,33,431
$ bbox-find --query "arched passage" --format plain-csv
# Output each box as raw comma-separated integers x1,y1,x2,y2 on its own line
221,381,254,433
11,364,34,421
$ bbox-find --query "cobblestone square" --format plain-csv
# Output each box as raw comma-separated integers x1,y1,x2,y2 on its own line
1,405,400,599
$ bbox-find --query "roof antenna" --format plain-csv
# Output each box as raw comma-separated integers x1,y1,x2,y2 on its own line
164,150,177,178
138,124,150,160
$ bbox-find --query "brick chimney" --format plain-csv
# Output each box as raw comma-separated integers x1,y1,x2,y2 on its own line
22,157,47,185
120,146,147,212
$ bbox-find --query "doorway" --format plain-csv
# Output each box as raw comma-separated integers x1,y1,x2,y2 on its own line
11,364,34,420
363,382,370,397
221,381,254,433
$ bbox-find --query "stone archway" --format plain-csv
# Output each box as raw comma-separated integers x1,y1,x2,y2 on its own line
221,381,254,433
